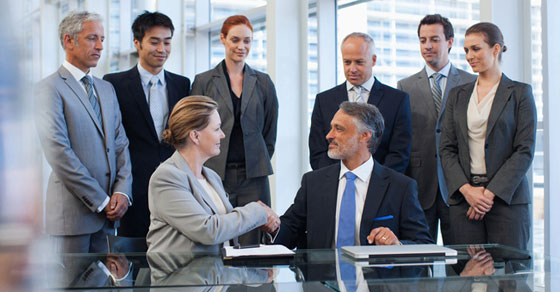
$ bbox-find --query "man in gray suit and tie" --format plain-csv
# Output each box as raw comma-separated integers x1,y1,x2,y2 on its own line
35,11,132,253
397,14,476,244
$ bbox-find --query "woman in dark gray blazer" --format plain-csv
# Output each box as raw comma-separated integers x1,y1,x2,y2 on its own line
439,22,537,250
191,15,278,245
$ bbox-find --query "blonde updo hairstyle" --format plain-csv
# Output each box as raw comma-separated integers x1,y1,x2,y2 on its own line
162,96,219,149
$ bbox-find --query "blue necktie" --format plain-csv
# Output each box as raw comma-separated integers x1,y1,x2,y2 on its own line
81,75,103,126
337,172,357,248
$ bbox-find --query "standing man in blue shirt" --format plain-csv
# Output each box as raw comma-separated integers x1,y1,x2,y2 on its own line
104,11,190,238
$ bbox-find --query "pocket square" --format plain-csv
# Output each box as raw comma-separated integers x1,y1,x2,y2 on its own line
373,215,394,221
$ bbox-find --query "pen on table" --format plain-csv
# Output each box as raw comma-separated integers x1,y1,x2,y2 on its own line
233,244,261,249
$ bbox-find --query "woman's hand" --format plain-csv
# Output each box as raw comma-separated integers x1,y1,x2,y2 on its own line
459,184,494,215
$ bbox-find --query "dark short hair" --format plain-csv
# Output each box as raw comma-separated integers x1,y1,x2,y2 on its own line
339,101,384,153
466,22,507,61
132,11,174,42
417,14,454,40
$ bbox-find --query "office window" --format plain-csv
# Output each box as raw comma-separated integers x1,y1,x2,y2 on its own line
210,0,266,21
336,0,479,87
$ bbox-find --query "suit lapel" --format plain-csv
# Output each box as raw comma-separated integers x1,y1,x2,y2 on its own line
240,65,257,116
93,76,110,140
367,78,384,107
58,66,104,137
323,165,341,247
486,74,513,138
171,152,220,215
360,162,389,243
128,66,159,140
214,62,234,115
417,69,438,121
164,70,185,129
440,65,461,122
456,83,475,145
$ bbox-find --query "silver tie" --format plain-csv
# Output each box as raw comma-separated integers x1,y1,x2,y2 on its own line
81,75,103,127
354,86,364,103
430,73,443,115
149,76,164,141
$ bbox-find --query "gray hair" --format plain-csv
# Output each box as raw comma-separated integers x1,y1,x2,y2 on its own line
339,101,384,153
58,11,102,49
342,32,376,57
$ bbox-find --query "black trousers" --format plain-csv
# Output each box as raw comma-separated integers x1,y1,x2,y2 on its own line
223,163,271,245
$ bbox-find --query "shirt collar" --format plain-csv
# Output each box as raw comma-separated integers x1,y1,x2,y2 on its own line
137,63,166,87
338,155,374,182
346,74,375,94
63,59,90,83
425,61,451,78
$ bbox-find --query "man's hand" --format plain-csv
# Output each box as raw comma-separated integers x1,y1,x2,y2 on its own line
367,227,400,245
459,184,493,214
104,254,130,279
104,193,129,221
257,201,280,233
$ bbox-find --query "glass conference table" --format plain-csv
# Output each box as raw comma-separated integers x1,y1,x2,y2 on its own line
48,244,535,291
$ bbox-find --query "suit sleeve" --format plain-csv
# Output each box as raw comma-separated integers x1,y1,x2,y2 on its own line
439,87,470,197
486,85,537,204
108,84,133,198
34,80,110,212
190,75,203,96
150,166,268,245
309,95,332,170
262,75,278,158
276,174,309,249
398,179,434,244
382,92,411,173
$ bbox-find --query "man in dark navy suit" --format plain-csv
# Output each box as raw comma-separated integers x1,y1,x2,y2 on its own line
104,11,190,237
275,102,432,249
309,32,411,173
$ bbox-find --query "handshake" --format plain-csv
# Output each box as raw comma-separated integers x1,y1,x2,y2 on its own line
256,201,280,234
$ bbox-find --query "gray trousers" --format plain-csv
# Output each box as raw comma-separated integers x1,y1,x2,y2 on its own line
223,163,270,245
51,219,115,253
448,196,530,250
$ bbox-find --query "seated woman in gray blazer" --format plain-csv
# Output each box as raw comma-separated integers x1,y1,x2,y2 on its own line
146,96,279,253
439,22,537,250
191,15,279,245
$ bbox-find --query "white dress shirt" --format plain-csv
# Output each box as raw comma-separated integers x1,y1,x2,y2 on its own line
467,78,500,174
334,156,374,247
137,63,169,139
346,75,375,103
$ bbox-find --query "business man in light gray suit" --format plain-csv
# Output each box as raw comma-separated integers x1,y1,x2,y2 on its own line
397,14,475,244
35,11,132,253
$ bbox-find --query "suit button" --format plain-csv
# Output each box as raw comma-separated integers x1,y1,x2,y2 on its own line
106,173,110,177
436,129,441,133
106,148,110,153
435,154,437,158
485,143,488,149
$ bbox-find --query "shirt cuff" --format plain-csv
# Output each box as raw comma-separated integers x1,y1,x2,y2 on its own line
266,227,280,243
97,197,110,213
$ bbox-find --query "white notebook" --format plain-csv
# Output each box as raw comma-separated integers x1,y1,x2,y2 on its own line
342,244,457,260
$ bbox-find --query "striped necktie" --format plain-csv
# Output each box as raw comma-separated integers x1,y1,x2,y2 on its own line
430,72,443,115
81,75,103,126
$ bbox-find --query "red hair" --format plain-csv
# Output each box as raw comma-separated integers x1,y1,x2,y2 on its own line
221,15,253,37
